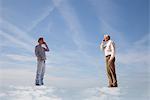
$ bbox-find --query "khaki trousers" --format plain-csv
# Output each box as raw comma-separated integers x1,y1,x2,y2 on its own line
106,55,118,86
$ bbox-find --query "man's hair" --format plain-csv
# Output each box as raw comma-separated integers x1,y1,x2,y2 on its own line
107,35,110,40
104,34,110,40
38,37,44,42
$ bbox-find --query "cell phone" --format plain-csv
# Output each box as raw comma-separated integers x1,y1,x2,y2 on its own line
103,39,105,41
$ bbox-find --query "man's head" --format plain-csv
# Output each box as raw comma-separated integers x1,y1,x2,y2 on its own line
38,37,44,45
104,34,110,41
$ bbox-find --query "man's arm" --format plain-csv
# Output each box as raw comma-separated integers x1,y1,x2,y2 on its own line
100,41,105,51
35,46,39,57
109,41,115,61
43,42,49,51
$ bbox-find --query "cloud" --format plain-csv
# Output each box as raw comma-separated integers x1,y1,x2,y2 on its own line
117,51,149,65
0,93,6,97
81,87,121,100
0,20,35,52
27,6,55,31
52,0,89,50
5,54,35,62
0,85,62,100
0,20,35,45
50,0,102,72
117,35,149,65
0,85,121,100
0,30,33,51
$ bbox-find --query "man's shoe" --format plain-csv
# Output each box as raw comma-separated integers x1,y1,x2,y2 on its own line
36,84,41,86
113,85,118,87
112,83,118,87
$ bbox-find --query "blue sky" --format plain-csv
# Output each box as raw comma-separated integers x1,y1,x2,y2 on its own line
0,0,149,99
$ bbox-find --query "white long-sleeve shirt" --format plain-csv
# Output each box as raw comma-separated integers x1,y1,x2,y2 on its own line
100,40,115,60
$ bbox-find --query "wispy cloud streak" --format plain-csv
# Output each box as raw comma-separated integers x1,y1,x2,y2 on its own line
0,30,33,51
52,0,88,50
0,20,35,46
27,6,55,31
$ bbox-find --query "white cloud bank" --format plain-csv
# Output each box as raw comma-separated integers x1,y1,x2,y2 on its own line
0,86,121,100
82,87,121,100
0,86,62,100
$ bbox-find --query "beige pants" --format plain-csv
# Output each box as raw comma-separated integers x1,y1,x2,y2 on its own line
106,55,118,86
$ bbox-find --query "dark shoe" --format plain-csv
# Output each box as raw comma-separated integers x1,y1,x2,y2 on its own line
36,83,41,86
113,83,118,87
113,85,118,87
108,85,113,88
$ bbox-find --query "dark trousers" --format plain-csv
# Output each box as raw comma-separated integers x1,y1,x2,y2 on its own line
106,55,118,86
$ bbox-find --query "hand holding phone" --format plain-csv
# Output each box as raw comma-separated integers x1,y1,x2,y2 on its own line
101,39,105,44
43,41,46,44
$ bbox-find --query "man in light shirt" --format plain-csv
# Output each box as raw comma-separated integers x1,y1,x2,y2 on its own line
35,37,49,86
100,34,118,87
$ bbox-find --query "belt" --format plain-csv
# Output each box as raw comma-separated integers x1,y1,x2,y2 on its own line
106,55,111,57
